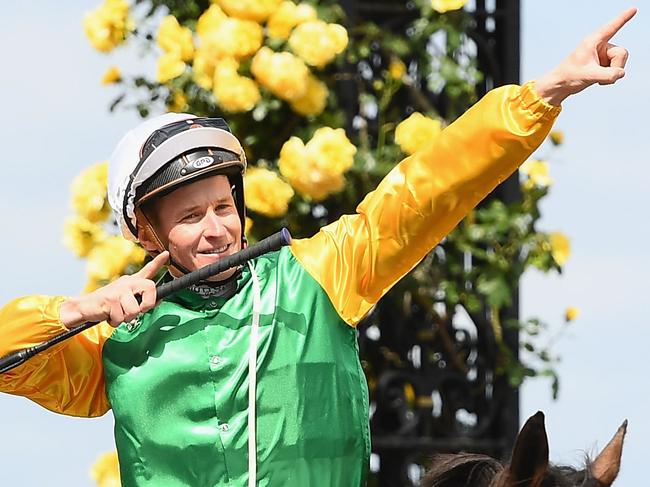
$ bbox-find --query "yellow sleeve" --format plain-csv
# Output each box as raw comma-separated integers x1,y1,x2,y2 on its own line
291,82,561,326
0,295,114,417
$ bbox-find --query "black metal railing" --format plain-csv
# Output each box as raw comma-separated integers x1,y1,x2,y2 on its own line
336,1,522,485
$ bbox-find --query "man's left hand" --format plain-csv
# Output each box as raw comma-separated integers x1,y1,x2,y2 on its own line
535,7,637,106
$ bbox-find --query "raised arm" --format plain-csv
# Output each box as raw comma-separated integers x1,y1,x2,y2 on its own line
291,7,636,326
291,82,558,325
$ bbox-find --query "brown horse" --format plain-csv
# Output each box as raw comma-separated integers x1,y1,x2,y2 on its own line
422,412,627,487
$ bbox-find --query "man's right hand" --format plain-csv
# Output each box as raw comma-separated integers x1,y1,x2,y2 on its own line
59,251,169,329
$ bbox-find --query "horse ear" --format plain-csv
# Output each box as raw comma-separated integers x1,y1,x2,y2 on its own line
589,420,627,486
507,411,549,487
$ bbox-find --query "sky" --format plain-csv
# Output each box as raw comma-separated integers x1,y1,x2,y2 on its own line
0,1,648,485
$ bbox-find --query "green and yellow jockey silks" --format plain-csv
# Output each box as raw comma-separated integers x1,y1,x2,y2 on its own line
0,82,560,486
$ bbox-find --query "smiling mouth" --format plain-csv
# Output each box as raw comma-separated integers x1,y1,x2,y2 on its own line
200,243,231,255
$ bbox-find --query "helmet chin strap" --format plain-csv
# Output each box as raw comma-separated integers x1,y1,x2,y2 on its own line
135,207,193,276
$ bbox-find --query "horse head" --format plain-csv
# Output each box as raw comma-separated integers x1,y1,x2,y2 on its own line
422,411,627,487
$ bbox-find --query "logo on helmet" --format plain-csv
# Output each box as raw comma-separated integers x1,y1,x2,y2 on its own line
193,156,214,169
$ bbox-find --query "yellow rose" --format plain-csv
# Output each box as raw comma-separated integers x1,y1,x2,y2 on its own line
244,167,294,217
157,52,187,83
267,1,317,40
289,74,328,116
278,138,345,200
101,65,122,85
197,5,227,38
431,0,467,14
549,232,570,266
213,60,261,113
279,129,356,201
90,451,121,487
71,162,110,223
214,0,283,22
550,130,564,146
157,15,194,62
63,216,107,258
278,137,305,175
564,307,580,322
213,63,262,114
83,0,134,53
288,21,348,68
167,91,188,111
245,216,254,235
306,127,356,174
192,47,217,89
520,159,553,188
394,112,442,155
199,17,263,59
213,57,240,77
388,59,407,80
87,236,146,282
251,47,310,101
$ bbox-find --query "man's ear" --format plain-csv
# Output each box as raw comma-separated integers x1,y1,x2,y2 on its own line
138,229,160,253
135,207,166,254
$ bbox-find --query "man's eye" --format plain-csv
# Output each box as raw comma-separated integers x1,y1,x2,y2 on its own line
181,213,200,222
215,204,233,213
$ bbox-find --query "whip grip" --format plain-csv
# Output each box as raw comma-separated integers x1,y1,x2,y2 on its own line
0,348,31,375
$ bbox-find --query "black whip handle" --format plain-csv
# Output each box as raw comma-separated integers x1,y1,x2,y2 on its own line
0,228,292,375
156,227,292,301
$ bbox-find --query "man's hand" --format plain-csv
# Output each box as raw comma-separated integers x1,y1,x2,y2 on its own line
59,251,169,329
535,7,637,106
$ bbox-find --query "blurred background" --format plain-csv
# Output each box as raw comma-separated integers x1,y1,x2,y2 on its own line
0,0,647,485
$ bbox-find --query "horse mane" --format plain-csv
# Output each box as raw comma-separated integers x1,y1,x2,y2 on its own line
422,413,626,487
421,452,598,487
420,453,503,487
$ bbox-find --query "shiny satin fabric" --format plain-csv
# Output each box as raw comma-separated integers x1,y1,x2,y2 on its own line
103,249,370,486
292,82,560,325
0,81,559,485
0,295,113,416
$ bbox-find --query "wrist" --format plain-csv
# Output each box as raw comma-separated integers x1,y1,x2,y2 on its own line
59,297,84,330
533,72,572,107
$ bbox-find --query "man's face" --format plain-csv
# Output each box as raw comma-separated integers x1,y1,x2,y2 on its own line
142,174,243,281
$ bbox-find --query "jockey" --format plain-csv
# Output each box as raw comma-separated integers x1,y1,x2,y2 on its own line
0,8,635,487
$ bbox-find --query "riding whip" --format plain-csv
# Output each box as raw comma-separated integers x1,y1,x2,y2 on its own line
0,228,292,375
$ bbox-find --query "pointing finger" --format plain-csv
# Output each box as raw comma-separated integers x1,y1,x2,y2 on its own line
134,251,170,279
595,7,637,42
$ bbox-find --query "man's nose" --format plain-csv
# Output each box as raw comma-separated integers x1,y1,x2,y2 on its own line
201,209,227,237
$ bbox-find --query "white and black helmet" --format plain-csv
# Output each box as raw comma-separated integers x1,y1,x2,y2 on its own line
108,113,247,243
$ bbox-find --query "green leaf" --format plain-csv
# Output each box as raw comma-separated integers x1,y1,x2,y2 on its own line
440,280,459,305
476,274,512,308
463,293,482,313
